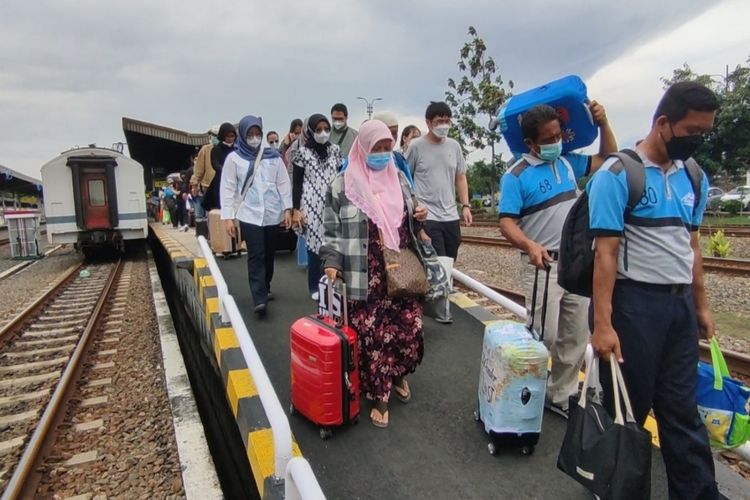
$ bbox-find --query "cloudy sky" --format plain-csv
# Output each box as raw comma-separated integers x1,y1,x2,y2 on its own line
1,0,748,180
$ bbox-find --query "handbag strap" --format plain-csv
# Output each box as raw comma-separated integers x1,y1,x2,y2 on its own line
238,148,265,210
709,337,729,390
577,356,599,410
610,357,636,425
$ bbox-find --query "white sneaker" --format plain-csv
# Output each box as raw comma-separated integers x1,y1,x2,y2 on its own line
311,292,319,301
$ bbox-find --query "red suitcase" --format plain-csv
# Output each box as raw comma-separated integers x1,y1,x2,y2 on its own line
290,279,360,439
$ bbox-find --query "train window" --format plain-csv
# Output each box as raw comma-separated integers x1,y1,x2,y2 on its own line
88,179,106,206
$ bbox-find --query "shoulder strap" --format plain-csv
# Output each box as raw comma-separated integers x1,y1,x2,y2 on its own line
609,149,645,211
683,158,704,213
239,149,265,202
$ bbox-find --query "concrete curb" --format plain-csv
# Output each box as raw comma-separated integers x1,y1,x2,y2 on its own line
147,249,223,499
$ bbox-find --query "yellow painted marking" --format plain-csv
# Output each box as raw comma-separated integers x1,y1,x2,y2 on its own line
169,251,188,259
226,369,258,415
214,327,239,363
205,297,219,331
247,429,303,497
194,258,207,284
449,293,478,309
645,417,660,447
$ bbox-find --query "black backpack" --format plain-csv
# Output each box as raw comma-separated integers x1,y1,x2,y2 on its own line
557,149,703,297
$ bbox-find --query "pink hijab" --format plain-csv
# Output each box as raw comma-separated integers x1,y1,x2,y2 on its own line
344,120,404,251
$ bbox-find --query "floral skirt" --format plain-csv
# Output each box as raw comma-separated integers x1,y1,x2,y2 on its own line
348,218,424,402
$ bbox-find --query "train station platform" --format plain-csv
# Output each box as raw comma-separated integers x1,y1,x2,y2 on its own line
149,222,749,499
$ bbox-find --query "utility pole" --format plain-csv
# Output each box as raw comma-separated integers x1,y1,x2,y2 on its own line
357,96,382,119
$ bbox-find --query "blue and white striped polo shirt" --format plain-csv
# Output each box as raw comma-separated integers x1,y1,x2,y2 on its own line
587,153,709,285
499,153,591,250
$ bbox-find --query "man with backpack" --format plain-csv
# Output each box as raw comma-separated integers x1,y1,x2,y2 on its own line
586,82,719,499
498,102,617,417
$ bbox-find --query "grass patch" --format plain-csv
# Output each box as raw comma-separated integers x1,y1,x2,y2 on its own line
714,311,750,341
703,215,750,227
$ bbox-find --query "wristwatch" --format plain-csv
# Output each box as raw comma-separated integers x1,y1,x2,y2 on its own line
461,203,471,209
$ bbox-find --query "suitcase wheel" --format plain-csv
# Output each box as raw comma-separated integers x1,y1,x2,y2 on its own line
289,404,296,416
520,445,535,456
487,442,497,456
319,428,333,440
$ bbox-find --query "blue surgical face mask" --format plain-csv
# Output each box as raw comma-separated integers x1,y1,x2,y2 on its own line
366,152,391,170
538,140,562,162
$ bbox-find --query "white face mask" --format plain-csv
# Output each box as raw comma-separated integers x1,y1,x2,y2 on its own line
247,137,262,148
432,124,450,139
314,131,330,144
332,120,346,131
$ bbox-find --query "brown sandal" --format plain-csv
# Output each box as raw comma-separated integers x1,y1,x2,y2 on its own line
393,379,411,403
370,407,389,428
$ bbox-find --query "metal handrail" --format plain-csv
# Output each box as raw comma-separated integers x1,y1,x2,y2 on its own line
196,239,325,497
451,268,527,319
285,457,326,500
197,236,229,322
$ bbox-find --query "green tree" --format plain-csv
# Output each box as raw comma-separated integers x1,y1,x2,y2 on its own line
661,58,750,179
445,26,513,205
467,157,509,199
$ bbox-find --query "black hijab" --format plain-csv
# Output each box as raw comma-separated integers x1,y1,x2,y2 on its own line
304,114,331,160
211,122,236,171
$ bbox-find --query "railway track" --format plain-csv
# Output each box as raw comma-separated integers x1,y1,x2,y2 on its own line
465,220,750,238
456,278,750,380
0,259,122,497
462,235,750,277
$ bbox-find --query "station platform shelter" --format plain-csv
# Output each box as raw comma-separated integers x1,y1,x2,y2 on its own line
122,117,211,190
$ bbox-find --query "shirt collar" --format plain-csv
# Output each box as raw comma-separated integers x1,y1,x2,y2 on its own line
521,152,551,166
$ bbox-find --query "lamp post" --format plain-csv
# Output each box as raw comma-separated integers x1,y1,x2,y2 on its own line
357,96,382,119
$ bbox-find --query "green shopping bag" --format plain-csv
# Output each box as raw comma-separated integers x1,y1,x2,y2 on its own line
696,337,750,448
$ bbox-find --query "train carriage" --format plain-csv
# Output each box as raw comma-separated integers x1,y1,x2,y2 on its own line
41,147,148,254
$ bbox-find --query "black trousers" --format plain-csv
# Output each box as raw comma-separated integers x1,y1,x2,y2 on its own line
423,220,461,260
595,280,717,500
240,222,277,307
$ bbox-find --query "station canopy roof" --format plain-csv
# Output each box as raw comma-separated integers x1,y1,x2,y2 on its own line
122,117,212,183
0,164,43,196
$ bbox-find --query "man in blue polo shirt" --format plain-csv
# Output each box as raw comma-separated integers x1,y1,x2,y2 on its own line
588,82,719,499
499,102,617,416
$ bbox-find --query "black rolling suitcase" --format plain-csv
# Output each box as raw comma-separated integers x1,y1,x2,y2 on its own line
273,227,297,253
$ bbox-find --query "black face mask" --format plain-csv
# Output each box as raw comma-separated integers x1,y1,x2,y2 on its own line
664,124,703,161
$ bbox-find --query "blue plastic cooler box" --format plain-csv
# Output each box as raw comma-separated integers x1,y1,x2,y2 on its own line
498,74,597,156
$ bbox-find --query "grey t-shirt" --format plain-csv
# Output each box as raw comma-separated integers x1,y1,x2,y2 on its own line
406,136,467,222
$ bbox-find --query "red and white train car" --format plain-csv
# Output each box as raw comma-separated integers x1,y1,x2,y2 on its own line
41,147,147,255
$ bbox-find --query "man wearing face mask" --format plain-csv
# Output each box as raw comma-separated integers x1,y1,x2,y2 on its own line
406,101,470,324
498,102,616,416
588,82,719,499
329,103,358,156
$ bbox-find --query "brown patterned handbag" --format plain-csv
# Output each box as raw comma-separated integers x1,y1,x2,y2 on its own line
380,230,430,298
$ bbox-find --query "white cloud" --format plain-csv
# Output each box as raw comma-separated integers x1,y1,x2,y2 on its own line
0,0,721,179
585,0,750,150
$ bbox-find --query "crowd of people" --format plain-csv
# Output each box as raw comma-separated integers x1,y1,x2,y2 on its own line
159,81,722,499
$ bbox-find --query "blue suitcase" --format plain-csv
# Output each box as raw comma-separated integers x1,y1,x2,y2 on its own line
474,266,550,456
498,75,597,156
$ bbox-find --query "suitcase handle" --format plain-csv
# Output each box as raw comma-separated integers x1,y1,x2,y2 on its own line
321,276,348,328
528,262,551,341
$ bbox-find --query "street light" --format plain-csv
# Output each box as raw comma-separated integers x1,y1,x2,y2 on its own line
357,96,383,119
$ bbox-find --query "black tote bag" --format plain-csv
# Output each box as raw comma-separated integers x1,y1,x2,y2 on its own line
557,357,652,500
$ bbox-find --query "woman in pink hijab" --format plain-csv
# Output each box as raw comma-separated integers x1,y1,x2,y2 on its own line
320,120,430,429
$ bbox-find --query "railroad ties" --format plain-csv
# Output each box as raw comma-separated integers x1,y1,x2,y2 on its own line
0,260,121,497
